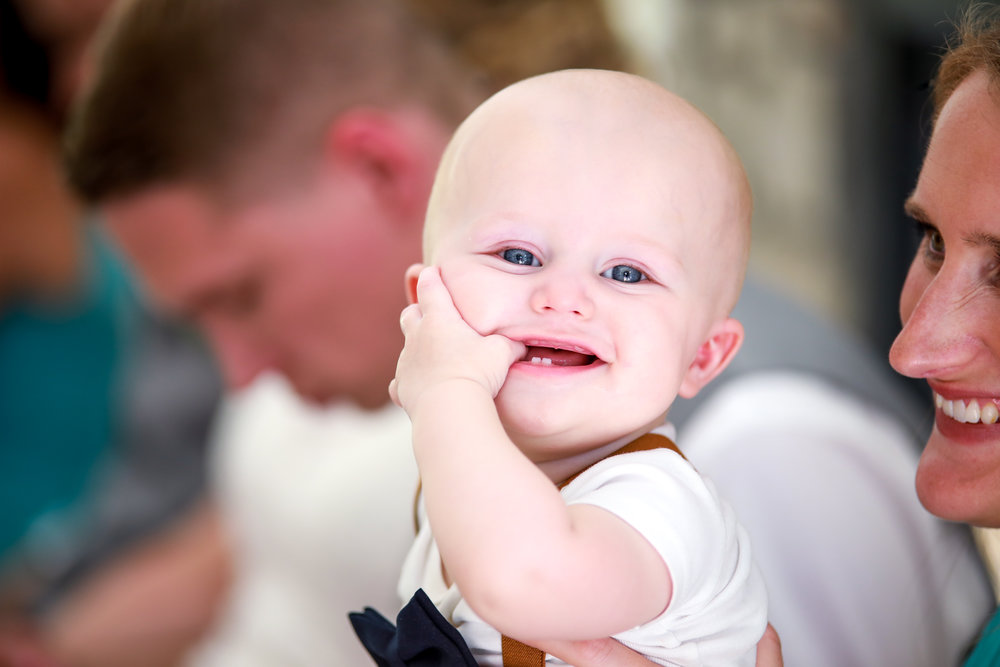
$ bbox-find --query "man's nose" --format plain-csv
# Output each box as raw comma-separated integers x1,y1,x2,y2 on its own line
890,273,979,380
528,270,595,319
201,317,273,390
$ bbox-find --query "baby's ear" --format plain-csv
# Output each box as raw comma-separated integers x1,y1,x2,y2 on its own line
678,318,744,399
403,263,425,304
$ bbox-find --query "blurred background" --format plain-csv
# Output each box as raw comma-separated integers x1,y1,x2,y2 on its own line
408,0,982,374
1,0,995,665
0,0,991,650
1,0,986,572
602,0,975,360
0,0,984,599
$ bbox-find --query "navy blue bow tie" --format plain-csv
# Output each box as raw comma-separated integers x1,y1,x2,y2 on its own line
350,588,478,666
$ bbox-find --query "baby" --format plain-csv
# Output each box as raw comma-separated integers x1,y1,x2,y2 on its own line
364,69,766,666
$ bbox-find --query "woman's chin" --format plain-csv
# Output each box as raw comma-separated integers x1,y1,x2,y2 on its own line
916,432,1000,526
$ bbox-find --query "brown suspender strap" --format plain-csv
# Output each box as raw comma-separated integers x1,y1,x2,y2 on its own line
502,634,547,667
500,432,683,666
556,432,685,490
413,480,422,535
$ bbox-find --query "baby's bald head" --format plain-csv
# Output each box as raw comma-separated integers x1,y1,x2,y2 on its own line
425,69,752,318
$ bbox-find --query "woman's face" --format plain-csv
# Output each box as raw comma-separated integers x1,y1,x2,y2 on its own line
890,70,1000,527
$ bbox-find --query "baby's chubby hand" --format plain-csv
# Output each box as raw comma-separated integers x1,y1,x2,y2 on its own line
389,266,525,414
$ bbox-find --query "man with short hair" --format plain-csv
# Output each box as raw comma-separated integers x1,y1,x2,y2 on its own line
50,1,658,665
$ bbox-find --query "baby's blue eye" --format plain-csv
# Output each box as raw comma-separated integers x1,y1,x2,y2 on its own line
501,248,539,266
603,265,645,283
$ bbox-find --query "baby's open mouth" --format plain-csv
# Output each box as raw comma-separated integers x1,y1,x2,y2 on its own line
521,345,597,367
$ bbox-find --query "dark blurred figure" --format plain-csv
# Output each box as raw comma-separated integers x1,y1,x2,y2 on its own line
7,0,109,117
0,0,221,663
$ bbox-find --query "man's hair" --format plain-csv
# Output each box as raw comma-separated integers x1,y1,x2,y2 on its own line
0,0,56,125
933,2,1000,119
405,0,630,92
64,0,484,203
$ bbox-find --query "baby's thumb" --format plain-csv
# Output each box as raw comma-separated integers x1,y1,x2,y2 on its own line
486,334,526,369
387,378,402,408
414,266,452,313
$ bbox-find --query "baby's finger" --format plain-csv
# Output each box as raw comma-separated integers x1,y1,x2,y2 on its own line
387,378,401,407
414,266,456,315
399,303,422,334
489,334,526,367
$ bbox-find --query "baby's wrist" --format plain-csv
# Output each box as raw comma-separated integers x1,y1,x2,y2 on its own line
406,377,494,418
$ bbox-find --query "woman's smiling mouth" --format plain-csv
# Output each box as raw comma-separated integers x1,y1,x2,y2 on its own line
935,392,1000,425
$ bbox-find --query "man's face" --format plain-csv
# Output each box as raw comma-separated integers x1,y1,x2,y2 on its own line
105,174,421,407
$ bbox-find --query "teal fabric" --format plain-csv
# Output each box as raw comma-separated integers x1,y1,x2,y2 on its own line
964,606,1000,667
0,226,137,556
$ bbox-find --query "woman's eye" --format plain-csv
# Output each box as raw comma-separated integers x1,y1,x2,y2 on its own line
500,248,539,266
926,229,945,256
913,221,945,260
603,264,645,283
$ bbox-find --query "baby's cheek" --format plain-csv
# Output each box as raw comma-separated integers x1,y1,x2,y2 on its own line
437,268,492,335
629,336,689,389
451,291,495,337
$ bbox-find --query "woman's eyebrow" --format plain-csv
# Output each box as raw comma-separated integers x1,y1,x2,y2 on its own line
904,199,1000,252
903,199,930,223
967,230,1000,254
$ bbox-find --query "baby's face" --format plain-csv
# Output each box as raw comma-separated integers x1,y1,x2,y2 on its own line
425,77,746,455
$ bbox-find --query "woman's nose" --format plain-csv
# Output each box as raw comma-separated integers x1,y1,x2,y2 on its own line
529,271,595,319
890,272,980,379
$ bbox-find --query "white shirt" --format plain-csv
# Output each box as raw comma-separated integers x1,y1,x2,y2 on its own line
185,373,418,667
679,371,994,667
398,426,768,666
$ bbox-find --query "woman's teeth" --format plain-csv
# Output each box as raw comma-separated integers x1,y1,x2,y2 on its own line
935,393,1000,424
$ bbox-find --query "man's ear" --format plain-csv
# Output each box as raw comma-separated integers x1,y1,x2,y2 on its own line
678,317,744,399
326,108,434,220
404,263,426,305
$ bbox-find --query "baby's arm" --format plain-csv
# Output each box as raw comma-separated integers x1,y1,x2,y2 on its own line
393,267,671,642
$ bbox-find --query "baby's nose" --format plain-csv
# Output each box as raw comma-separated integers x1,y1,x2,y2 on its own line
529,273,594,318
